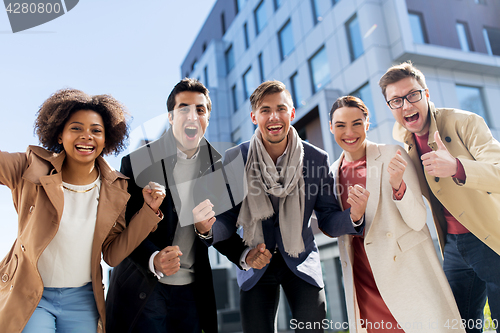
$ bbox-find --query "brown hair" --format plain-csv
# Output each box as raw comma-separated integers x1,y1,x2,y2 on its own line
378,61,427,99
329,95,369,122
249,80,293,111
34,88,130,155
166,78,212,117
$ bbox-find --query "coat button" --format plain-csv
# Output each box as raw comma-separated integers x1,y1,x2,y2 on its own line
445,137,451,142
21,245,26,252
172,207,176,213
29,206,34,213
386,232,393,238
342,261,347,268
1,273,8,283
435,177,440,182
393,256,397,261
139,292,147,299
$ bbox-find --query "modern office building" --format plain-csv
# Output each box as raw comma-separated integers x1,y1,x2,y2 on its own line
181,0,500,331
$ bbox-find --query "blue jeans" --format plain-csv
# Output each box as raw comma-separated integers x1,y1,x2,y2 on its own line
131,283,201,333
22,282,99,333
240,250,327,333
443,233,500,333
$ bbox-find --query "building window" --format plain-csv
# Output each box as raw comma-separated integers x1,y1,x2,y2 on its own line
279,19,294,60
243,22,250,49
346,14,364,62
203,66,209,87
258,52,265,82
254,0,267,35
311,0,332,24
408,12,427,44
236,0,247,13
232,127,242,145
231,84,239,113
455,85,488,124
243,67,256,100
274,0,283,10
483,27,500,56
350,82,377,127
221,12,226,35
191,59,197,71
456,22,473,52
290,72,302,108
225,45,235,74
202,42,207,53
309,46,330,94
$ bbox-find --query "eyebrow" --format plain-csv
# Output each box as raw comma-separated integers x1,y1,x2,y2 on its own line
178,103,206,109
334,118,363,124
69,121,103,127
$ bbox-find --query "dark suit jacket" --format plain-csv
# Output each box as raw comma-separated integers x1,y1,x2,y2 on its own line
105,129,220,333
211,140,362,291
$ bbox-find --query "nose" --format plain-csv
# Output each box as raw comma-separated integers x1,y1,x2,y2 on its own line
345,125,355,136
269,110,279,120
80,129,92,140
187,106,198,121
402,98,412,111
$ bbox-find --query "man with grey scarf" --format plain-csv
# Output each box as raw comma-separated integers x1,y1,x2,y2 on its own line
195,80,367,333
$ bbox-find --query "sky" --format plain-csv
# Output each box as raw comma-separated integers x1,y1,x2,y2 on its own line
0,0,217,257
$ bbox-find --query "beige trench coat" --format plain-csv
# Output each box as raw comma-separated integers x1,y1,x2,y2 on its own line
332,142,463,333
0,146,160,333
393,102,500,256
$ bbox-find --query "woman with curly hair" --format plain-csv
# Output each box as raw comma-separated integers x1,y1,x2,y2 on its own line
0,89,165,333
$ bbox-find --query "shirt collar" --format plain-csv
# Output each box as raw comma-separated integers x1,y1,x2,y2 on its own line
176,147,200,160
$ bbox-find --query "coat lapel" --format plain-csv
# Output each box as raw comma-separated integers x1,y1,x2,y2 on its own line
364,141,383,236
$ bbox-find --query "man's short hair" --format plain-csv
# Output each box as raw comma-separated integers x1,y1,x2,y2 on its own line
378,61,427,99
166,78,212,115
250,80,294,111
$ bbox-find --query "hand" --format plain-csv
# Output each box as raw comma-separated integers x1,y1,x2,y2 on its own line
387,150,407,190
193,199,216,235
245,243,272,269
143,182,166,214
347,184,369,222
153,246,183,276
421,132,457,177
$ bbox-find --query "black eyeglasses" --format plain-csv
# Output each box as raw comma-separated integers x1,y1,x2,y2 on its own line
386,89,426,109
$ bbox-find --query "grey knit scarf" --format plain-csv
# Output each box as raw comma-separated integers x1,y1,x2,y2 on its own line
237,127,305,258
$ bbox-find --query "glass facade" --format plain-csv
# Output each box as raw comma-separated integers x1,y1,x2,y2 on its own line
409,12,427,44
309,46,330,93
456,85,488,124
346,14,364,61
279,19,294,60
254,0,267,35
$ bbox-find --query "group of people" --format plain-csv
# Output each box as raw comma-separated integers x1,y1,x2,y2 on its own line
0,61,498,333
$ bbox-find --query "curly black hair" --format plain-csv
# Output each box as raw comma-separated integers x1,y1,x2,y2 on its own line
34,88,130,155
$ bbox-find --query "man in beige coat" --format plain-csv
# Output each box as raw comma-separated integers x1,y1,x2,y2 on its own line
379,61,500,333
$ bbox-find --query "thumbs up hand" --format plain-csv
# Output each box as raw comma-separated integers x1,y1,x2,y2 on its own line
421,132,458,177
387,150,407,190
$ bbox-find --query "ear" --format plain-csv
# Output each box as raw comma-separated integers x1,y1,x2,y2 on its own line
250,111,257,124
58,134,62,144
425,89,430,99
365,116,370,132
329,121,334,134
168,111,174,125
290,108,296,121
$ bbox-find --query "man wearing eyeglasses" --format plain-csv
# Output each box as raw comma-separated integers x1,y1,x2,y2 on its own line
379,61,500,333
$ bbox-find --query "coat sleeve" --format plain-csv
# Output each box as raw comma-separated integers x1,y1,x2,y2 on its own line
0,150,26,189
315,152,363,237
104,155,161,269
455,114,500,193
390,145,427,231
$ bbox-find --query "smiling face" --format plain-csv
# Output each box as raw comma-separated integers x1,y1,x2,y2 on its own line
168,91,209,158
385,77,430,137
58,109,105,167
251,91,295,153
330,106,369,161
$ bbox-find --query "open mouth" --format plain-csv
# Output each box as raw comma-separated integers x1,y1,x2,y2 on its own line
267,124,283,134
404,112,419,123
185,126,199,139
75,144,95,153
343,138,359,145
